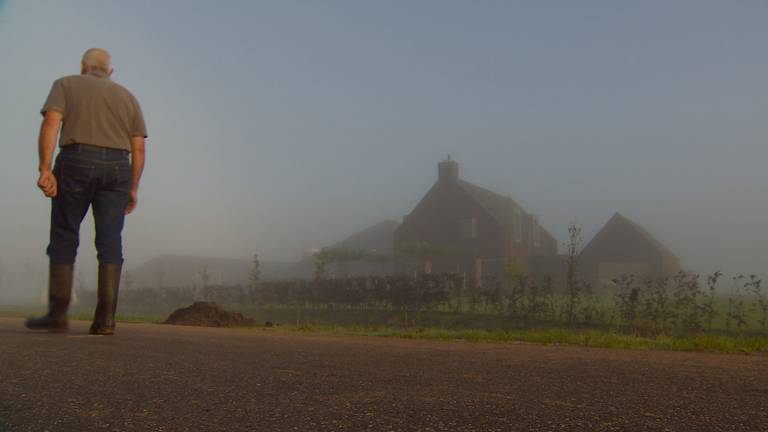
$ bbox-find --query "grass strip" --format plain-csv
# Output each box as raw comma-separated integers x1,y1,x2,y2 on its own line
3,309,765,354
280,324,768,354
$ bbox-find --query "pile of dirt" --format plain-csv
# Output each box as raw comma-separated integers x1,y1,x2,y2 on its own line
164,302,255,328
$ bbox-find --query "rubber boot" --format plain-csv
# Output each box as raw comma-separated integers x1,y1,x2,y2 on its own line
89,263,122,335
25,263,74,333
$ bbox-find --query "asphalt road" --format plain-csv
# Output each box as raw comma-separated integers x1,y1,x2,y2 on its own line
0,317,766,432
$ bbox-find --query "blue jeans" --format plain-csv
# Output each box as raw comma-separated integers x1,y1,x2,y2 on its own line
47,144,132,265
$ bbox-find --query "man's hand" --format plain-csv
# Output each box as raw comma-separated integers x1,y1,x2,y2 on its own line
125,188,138,214
37,110,62,199
37,170,57,198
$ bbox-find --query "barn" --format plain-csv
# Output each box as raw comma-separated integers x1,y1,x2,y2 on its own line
579,212,681,288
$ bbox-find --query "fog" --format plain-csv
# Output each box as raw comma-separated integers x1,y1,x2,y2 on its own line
1,1,766,303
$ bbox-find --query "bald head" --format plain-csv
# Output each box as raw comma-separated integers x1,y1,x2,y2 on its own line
81,48,112,76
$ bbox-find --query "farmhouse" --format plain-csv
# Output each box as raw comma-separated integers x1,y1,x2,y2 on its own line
129,161,682,290
579,212,681,288
394,158,557,284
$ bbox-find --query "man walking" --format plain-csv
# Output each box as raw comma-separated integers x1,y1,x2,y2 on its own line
27,48,146,335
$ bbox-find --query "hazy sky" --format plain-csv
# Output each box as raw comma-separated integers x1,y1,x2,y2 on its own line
1,1,767,290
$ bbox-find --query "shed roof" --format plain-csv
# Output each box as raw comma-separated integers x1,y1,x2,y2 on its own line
582,212,679,268
330,220,400,254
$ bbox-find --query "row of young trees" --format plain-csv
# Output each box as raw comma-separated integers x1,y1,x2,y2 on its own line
107,268,768,337
115,225,767,336
610,272,767,336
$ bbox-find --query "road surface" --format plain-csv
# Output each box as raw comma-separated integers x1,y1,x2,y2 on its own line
0,317,766,431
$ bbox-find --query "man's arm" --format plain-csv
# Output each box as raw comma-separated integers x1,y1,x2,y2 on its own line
37,111,63,198
126,136,145,214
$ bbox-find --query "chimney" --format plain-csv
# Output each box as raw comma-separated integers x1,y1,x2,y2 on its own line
438,156,459,182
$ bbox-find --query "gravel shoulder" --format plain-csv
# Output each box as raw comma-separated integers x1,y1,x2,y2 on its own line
0,317,766,431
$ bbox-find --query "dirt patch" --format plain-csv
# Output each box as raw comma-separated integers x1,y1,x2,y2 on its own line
164,302,255,327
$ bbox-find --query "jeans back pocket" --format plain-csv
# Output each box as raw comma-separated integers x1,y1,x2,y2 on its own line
58,159,95,193
113,164,133,192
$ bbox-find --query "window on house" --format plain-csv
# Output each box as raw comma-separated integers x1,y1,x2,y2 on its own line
513,208,522,243
461,218,477,239
532,215,541,248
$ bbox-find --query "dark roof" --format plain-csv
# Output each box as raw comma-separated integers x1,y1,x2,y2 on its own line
616,213,675,257
404,160,556,242
583,212,679,266
455,179,556,242
330,220,400,254
457,180,523,231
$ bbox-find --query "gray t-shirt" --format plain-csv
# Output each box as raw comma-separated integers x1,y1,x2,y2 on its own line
41,71,147,151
